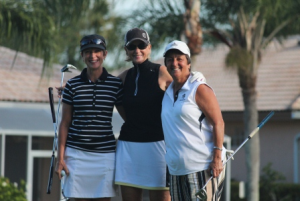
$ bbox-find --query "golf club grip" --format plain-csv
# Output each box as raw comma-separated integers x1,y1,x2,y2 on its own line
48,87,56,123
257,111,275,128
46,155,55,194
249,111,275,138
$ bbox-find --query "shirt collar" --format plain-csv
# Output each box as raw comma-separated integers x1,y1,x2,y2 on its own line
166,75,192,99
80,67,108,83
133,59,150,72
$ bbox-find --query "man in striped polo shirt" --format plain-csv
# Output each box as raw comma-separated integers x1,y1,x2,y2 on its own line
55,34,124,201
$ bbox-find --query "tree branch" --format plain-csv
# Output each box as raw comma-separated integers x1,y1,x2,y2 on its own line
208,29,232,48
261,16,296,49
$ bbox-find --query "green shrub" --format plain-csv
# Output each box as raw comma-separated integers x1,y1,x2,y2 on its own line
0,177,27,201
231,181,246,201
230,163,300,201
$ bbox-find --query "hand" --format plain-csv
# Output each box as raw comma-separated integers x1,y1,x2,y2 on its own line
55,86,65,98
190,71,206,83
209,157,223,178
55,160,69,180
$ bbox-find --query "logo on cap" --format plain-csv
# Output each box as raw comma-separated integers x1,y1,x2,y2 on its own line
172,41,178,46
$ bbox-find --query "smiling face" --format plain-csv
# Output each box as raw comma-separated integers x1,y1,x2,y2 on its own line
81,48,107,70
125,40,151,64
165,50,191,82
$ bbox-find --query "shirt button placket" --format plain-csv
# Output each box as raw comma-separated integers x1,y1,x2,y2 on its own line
93,83,96,107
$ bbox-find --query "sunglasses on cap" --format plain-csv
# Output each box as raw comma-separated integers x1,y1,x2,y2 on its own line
126,43,148,51
80,39,106,47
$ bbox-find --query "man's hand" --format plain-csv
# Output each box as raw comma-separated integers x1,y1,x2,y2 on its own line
190,71,206,83
55,86,65,98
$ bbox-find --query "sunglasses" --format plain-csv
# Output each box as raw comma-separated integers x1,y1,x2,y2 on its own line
126,43,148,51
80,39,106,48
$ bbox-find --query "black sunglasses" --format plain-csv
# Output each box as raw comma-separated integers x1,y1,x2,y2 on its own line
80,39,106,47
126,43,148,51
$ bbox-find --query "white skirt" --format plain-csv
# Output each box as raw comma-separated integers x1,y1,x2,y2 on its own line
62,147,119,198
115,140,169,190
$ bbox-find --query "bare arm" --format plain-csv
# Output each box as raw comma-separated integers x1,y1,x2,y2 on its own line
116,69,128,120
195,84,224,178
116,105,126,121
158,65,173,91
117,69,129,84
55,103,72,179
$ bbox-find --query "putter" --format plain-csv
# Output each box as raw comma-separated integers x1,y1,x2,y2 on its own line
47,64,77,194
195,111,275,200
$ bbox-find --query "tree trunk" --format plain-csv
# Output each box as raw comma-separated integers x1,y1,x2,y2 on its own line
239,69,259,201
184,0,202,61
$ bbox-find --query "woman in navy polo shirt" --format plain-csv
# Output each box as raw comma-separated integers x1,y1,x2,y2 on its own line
55,34,124,201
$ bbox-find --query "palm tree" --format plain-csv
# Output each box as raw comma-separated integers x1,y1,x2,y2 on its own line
202,1,300,199
0,0,127,71
125,0,203,64
126,0,300,200
183,0,202,63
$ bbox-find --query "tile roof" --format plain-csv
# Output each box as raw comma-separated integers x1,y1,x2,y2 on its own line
0,46,80,103
1,36,300,111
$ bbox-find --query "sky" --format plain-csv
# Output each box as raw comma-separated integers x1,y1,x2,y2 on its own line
111,0,142,14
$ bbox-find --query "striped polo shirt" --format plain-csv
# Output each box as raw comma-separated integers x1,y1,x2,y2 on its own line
62,67,123,153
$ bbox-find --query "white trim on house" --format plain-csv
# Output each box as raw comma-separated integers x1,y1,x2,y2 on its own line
0,129,54,201
294,133,300,183
1,133,5,177
292,111,300,119
224,135,232,201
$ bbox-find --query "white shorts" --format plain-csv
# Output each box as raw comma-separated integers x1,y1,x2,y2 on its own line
62,147,119,198
115,140,169,190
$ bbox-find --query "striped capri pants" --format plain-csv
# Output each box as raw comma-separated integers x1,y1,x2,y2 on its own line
169,167,226,201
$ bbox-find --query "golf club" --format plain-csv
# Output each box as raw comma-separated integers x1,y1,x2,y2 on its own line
55,64,77,145
47,64,77,194
195,111,275,200
47,87,56,194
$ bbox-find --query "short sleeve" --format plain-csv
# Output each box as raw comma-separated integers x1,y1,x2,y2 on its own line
62,81,74,105
115,81,123,106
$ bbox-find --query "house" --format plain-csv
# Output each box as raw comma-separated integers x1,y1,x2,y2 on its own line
0,35,299,201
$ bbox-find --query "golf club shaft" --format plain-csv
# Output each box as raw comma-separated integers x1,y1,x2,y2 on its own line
196,111,275,196
54,72,65,149
224,111,274,164
46,154,55,194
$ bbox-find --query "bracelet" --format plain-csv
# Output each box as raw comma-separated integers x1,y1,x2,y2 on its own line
213,146,223,151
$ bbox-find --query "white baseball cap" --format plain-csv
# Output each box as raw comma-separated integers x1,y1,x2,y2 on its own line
163,40,191,57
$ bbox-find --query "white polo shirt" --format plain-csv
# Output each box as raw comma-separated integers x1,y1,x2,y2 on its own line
161,75,225,175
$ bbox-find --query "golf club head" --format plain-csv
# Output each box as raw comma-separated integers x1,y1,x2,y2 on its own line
61,64,77,73
195,189,207,200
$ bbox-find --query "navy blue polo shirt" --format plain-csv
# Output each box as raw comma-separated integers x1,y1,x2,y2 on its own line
62,67,123,153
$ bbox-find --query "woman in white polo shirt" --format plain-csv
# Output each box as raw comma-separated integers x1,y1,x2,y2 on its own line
161,40,226,201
